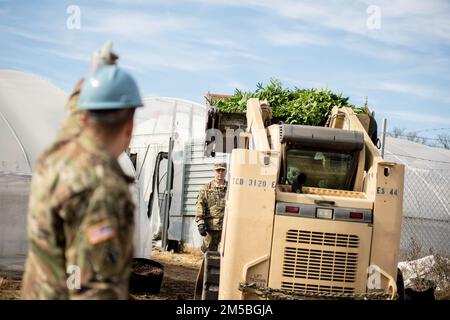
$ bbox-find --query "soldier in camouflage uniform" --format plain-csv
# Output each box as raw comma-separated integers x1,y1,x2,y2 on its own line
21,65,143,299
56,42,118,143
195,162,228,252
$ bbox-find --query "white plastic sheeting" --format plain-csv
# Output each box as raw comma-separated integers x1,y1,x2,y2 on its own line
0,70,67,174
0,69,66,272
118,154,152,258
0,69,151,274
384,137,450,170
384,137,450,256
398,255,450,292
0,173,30,275
129,97,206,243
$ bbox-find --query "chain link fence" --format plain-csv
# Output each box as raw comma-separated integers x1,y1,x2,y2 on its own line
400,167,450,259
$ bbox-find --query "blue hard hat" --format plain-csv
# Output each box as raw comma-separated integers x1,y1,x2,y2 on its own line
79,65,143,110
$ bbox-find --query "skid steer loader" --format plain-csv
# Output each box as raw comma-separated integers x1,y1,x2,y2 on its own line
195,97,405,300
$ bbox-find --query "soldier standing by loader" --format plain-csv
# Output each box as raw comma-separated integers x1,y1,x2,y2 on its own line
195,162,228,252
21,64,144,299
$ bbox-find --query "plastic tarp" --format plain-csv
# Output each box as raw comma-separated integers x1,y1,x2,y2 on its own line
384,137,450,256
398,255,450,292
0,69,66,273
0,70,67,174
118,154,152,258
130,97,206,240
385,136,450,170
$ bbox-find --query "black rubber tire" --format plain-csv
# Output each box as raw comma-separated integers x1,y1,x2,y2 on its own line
202,251,221,300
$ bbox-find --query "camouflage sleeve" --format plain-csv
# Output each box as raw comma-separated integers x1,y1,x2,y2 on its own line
67,185,134,300
195,187,207,226
56,79,84,142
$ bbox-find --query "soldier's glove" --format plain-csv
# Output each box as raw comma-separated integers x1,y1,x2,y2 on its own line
198,224,207,237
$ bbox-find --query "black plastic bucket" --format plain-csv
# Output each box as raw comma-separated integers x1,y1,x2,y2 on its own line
129,258,164,294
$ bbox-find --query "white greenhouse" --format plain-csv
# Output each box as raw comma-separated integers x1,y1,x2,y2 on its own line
384,137,450,257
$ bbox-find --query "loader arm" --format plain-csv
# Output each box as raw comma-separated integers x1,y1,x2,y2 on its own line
245,98,270,152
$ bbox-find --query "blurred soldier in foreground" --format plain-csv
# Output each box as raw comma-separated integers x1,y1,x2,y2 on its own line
57,41,118,143
21,63,143,299
195,162,228,252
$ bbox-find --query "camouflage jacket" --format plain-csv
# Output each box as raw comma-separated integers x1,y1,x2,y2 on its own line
21,130,135,300
38,79,85,162
57,79,84,143
195,179,227,231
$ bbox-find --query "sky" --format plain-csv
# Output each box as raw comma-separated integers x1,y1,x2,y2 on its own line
1,0,450,140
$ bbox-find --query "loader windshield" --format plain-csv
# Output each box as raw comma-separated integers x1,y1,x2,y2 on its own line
285,149,355,190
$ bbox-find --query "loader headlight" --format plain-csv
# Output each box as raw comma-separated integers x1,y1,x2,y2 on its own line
316,208,333,219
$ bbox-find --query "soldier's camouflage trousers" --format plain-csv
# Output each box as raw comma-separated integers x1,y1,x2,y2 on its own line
201,230,222,253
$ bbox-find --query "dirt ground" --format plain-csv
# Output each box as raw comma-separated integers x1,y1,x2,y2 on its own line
0,276,21,300
131,249,203,300
0,249,203,300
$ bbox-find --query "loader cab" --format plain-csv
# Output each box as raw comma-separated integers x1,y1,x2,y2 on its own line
279,124,365,192
284,149,356,190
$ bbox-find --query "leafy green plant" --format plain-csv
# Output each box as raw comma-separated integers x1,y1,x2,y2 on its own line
211,79,366,126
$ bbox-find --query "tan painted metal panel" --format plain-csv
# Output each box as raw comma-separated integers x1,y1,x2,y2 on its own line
365,161,405,288
219,149,279,299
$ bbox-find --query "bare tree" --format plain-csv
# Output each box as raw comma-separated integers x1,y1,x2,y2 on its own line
406,131,426,144
389,127,406,138
437,134,450,149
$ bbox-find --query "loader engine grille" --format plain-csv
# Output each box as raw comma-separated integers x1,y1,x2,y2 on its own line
283,229,360,284
286,230,359,248
269,220,370,297
282,247,358,283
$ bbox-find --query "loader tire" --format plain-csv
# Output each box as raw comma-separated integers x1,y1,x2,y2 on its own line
202,251,221,300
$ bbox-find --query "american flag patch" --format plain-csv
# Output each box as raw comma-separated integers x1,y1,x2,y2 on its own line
86,221,114,245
